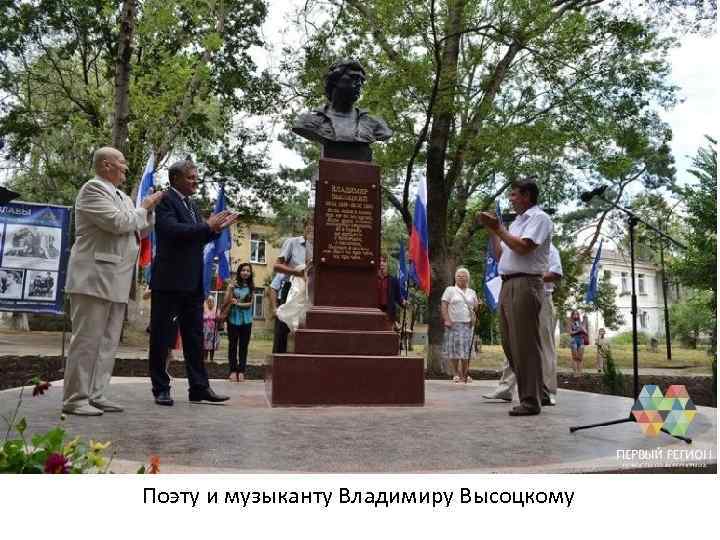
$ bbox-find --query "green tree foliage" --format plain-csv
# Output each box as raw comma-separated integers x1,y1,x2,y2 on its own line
0,0,280,213
669,291,715,349
672,136,717,293
671,136,716,361
284,0,678,370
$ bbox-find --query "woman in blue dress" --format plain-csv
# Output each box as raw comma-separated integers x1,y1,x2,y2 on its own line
221,262,254,382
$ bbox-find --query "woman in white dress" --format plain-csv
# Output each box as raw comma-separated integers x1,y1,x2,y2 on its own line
441,267,479,383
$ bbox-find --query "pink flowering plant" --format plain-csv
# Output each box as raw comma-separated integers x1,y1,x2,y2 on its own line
0,377,113,473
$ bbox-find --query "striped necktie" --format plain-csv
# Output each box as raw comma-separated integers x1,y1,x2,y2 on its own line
183,197,197,223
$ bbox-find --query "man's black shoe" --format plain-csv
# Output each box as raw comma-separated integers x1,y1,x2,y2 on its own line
508,405,541,416
155,390,174,406
189,388,229,403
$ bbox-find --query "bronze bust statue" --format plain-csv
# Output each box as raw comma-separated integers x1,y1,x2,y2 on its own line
292,60,392,162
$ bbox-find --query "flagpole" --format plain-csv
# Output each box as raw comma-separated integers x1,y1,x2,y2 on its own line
211,256,221,364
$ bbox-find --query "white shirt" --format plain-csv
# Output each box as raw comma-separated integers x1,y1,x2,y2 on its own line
441,286,478,323
544,244,563,295
497,205,553,276
279,236,306,269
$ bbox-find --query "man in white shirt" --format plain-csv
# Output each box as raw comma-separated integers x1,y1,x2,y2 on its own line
483,243,563,405
477,178,553,416
272,217,311,353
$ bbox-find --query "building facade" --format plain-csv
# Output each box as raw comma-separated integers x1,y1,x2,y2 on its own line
582,248,680,341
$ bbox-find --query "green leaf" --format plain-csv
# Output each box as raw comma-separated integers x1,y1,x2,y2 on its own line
15,417,27,434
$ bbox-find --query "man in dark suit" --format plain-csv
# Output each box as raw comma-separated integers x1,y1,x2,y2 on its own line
149,159,238,406
377,255,404,329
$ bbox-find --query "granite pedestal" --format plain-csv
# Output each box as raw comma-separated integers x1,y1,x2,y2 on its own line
267,158,424,406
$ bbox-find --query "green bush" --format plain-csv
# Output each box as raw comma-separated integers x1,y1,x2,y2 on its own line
558,333,571,348
610,331,651,346
602,350,624,394
28,314,68,332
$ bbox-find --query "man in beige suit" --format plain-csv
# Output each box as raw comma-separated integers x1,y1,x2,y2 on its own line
63,147,164,416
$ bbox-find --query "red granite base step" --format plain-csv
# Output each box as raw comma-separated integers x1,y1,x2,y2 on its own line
304,306,391,331
294,328,399,356
266,353,425,406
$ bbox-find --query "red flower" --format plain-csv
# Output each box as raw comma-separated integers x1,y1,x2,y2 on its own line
33,381,51,397
148,455,160,474
44,453,69,474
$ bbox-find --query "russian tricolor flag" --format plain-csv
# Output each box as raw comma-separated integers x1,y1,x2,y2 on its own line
135,152,156,268
409,177,430,294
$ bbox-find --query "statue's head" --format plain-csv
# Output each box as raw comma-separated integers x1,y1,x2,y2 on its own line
324,59,366,103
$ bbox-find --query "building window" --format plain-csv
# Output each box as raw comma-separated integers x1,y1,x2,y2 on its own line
620,272,629,293
638,274,646,295
250,233,266,264
252,287,264,319
639,311,648,329
603,269,612,281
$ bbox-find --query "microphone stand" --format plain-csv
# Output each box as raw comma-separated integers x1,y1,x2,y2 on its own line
569,194,690,443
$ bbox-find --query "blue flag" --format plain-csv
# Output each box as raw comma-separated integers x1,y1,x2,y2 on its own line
483,202,503,312
397,241,409,301
585,239,603,304
203,184,232,297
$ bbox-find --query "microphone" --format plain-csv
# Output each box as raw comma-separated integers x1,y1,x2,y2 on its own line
580,185,607,203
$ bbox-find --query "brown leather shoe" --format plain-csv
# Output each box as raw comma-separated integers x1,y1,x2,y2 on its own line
508,405,541,416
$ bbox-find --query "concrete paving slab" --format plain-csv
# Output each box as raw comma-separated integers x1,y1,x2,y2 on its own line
1,379,715,473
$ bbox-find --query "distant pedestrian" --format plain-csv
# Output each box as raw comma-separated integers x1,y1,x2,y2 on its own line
377,254,404,330
221,262,254,382
596,328,610,372
202,295,220,364
441,267,478,383
568,310,587,375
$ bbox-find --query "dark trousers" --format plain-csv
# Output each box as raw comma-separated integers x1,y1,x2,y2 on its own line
149,290,209,395
272,317,290,354
228,323,252,374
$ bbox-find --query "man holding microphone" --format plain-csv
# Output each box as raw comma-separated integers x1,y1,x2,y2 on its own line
476,178,553,416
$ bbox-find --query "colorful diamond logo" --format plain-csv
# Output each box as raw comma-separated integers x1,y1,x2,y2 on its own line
632,385,697,437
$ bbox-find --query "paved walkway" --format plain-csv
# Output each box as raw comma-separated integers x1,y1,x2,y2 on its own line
0,331,711,377
1,378,715,473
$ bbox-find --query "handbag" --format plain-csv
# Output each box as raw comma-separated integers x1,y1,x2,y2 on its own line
582,331,590,346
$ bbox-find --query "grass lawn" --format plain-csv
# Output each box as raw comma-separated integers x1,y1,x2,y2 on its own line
123,324,713,374
461,344,713,373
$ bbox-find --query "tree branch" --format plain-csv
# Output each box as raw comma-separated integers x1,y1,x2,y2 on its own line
157,3,226,162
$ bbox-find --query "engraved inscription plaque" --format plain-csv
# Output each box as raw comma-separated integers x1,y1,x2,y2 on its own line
315,162,380,269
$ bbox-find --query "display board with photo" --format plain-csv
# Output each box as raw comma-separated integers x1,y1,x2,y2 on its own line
0,202,71,314
23,270,58,300
0,268,25,300
1,224,62,271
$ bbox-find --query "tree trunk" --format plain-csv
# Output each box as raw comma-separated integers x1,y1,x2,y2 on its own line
111,0,137,155
711,291,717,358
425,0,465,375
9,312,30,331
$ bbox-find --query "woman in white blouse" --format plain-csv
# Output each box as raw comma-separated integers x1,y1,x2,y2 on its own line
441,267,479,383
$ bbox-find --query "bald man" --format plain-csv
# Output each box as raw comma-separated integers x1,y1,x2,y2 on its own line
62,147,164,416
